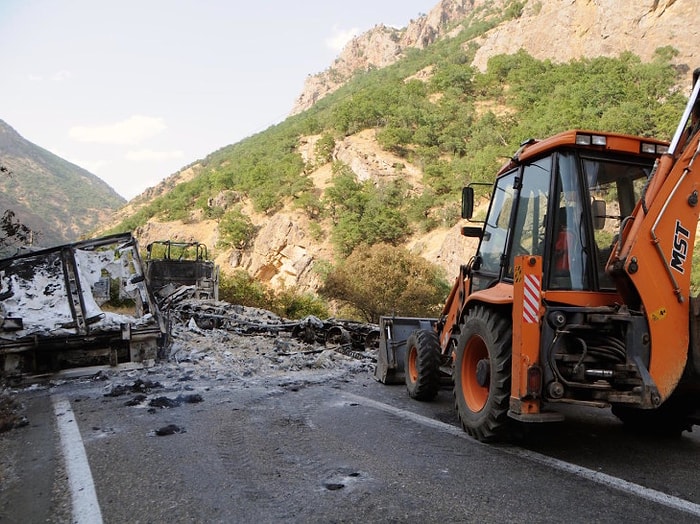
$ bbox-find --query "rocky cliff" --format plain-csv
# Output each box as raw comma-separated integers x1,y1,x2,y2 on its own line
292,0,699,115
127,130,479,291
291,0,480,115
471,0,697,75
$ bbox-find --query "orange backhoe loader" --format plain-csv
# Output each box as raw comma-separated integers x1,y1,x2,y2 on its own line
375,71,700,441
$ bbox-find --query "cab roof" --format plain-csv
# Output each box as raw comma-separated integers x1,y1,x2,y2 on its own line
496,129,669,177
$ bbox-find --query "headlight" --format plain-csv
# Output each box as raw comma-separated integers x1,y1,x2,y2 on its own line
575,134,591,145
575,133,607,146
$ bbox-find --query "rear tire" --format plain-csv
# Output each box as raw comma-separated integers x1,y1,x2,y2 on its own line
453,306,512,442
404,330,441,401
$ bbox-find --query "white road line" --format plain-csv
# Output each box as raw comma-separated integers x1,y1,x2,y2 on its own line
52,397,104,524
342,392,700,518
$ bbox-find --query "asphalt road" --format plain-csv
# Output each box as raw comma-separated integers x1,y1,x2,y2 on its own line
2,367,699,523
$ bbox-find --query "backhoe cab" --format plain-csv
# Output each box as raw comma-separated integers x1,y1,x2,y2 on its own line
376,73,700,441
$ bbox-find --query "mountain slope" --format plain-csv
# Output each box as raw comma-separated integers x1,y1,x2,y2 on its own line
291,0,484,115
0,120,125,248
100,0,694,294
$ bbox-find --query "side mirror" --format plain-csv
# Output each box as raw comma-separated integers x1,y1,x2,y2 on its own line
462,187,474,219
592,199,606,230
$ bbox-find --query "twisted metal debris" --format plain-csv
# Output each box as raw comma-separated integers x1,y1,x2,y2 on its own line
169,298,379,360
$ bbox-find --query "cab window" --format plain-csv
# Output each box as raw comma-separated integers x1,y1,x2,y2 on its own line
478,171,516,275
506,156,552,277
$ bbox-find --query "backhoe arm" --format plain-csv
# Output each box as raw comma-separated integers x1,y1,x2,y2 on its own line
608,73,700,403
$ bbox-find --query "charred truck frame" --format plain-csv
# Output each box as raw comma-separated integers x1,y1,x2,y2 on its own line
0,233,167,379
144,240,219,308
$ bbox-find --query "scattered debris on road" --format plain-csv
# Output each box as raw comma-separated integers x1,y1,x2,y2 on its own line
170,298,379,356
153,424,185,436
0,390,28,432
103,378,163,397
146,393,203,409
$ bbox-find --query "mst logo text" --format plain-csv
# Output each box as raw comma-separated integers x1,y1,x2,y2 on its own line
671,219,690,274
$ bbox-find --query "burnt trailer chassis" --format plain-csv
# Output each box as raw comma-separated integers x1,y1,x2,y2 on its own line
0,233,168,379
171,299,380,358
144,240,219,305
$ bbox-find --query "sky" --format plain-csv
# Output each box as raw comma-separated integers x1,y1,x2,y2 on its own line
0,0,436,200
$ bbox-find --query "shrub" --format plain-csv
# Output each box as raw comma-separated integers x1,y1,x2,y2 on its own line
320,243,449,322
274,288,329,319
314,133,336,164
324,165,411,256
217,209,256,249
218,270,272,309
219,271,329,319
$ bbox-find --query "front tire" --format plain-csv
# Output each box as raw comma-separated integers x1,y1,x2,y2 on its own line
404,330,441,401
453,306,512,442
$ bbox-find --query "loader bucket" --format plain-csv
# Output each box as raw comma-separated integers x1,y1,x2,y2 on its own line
374,316,437,384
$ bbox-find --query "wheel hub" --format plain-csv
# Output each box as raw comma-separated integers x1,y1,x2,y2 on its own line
475,358,490,387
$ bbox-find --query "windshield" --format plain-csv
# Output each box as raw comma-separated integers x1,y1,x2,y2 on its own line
581,154,653,290
479,171,516,274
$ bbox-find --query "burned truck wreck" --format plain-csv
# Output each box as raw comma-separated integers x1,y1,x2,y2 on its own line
0,233,168,378
144,240,219,308
0,233,380,381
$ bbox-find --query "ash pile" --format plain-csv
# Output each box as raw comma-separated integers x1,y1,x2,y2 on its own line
161,297,379,385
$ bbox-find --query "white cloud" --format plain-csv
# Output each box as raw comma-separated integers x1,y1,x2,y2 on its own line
26,70,71,82
325,25,359,52
69,115,167,145
125,149,184,162
51,70,71,82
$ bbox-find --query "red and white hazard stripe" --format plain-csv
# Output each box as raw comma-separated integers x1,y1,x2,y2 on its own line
523,274,540,324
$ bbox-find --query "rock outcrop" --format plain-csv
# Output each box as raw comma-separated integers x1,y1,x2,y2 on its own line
471,0,697,80
292,0,699,116
291,0,479,115
225,212,325,291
